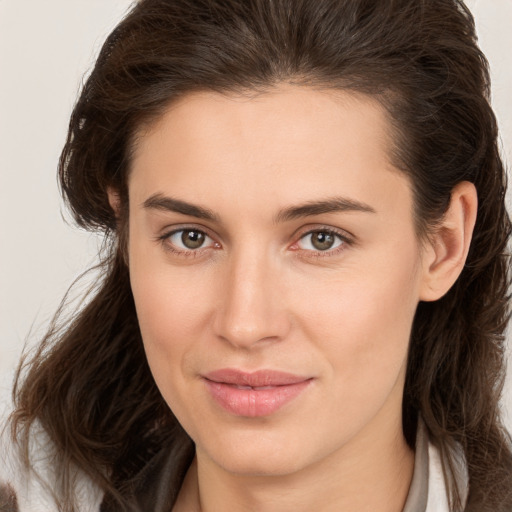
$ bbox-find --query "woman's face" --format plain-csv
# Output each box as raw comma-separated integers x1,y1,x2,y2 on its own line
127,85,430,476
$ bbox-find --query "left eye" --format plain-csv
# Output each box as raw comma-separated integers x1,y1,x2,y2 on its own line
297,230,344,251
167,229,215,250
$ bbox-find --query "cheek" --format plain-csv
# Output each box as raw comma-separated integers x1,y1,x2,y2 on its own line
129,265,213,428
130,268,211,365
132,272,204,347
297,246,421,400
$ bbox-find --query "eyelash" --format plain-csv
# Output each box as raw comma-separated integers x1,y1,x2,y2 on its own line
157,226,353,259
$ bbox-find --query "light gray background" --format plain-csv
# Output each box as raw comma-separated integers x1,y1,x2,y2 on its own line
1,1,511,430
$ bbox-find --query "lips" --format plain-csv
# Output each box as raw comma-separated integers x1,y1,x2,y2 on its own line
203,369,313,417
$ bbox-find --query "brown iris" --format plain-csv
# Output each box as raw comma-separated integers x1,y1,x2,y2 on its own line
310,231,336,251
181,230,205,249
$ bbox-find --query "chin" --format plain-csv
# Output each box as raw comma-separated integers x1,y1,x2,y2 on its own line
196,425,326,478
215,449,306,477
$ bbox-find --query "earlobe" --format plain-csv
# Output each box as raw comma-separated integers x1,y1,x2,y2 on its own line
419,181,478,302
107,187,122,218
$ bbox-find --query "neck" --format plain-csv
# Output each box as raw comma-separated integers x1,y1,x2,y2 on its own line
173,413,415,512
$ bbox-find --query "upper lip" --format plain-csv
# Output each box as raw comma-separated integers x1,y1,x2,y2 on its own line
203,369,311,387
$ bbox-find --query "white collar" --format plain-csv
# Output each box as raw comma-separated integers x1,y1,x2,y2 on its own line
403,419,468,512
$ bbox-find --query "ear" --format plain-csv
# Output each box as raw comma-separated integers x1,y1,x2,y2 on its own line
419,181,478,302
107,187,122,218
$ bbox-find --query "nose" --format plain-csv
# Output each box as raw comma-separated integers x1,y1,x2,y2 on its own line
213,248,291,349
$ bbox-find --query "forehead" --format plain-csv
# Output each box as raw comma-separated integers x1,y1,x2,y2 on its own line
132,84,395,163
128,84,410,220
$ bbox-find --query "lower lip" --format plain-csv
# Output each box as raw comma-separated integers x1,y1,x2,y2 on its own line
203,379,312,417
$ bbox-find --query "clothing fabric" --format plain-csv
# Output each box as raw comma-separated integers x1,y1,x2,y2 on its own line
404,419,468,511
1,416,468,512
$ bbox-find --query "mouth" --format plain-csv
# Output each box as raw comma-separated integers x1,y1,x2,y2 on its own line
202,369,313,417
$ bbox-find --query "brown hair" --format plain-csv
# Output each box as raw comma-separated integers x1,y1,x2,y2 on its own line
10,0,512,510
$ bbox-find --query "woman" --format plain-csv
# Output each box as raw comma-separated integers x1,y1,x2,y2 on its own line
1,0,511,511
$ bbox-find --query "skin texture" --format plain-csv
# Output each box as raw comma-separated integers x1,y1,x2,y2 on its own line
117,84,477,512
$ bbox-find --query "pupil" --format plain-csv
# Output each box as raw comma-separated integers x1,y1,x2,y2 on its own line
312,232,334,251
182,230,205,249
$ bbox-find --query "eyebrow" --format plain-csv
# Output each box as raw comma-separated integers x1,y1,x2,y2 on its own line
273,197,376,223
143,194,219,221
142,193,375,223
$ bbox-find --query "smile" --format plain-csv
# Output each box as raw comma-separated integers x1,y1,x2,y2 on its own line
203,369,313,417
